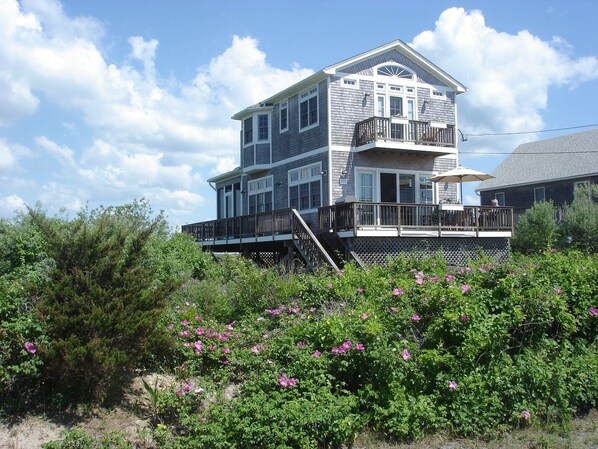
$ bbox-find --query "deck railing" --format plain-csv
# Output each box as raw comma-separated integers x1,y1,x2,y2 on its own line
182,209,294,242
318,202,513,235
355,117,455,147
182,203,513,243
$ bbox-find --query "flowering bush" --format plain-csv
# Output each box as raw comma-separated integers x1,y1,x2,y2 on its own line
4,211,598,447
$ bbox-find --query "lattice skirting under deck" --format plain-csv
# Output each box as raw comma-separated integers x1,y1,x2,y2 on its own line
349,237,510,267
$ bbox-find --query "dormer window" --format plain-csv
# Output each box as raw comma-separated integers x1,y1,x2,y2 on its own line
376,64,414,80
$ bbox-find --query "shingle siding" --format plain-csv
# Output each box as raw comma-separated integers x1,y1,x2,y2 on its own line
480,176,598,209
330,78,373,147
271,80,328,163
417,87,455,124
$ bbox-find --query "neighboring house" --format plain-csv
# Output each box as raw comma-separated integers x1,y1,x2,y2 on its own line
477,129,598,211
183,40,514,270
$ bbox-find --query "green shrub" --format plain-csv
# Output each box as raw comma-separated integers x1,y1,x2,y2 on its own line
561,185,598,253
511,201,558,254
29,202,182,401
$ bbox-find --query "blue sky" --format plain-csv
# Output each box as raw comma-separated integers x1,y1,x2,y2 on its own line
1,0,597,228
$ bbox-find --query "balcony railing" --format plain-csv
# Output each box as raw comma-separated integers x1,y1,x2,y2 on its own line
355,117,455,148
318,202,513,236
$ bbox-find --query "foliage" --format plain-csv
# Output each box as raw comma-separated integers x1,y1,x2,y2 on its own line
0,214,51,408
28,202,182,401
560,185,598,253
511,201,558,254
145,251,598,447
3,203,598,446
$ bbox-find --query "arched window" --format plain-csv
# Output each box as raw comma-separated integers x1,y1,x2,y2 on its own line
376,64,414,80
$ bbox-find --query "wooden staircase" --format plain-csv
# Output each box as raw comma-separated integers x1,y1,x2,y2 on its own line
291,209,339,272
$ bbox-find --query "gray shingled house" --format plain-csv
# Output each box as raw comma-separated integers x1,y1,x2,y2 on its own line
477,129,598,212
183,40,514,270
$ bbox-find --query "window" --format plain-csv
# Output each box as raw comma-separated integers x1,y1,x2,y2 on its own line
431,89,445,99
419,176,434,204
534,187,545,203
357,172,374,202
376,64,414,80
495,192,505,206
248,176,273,214
299,86,318,130
258,114,269,141
243,117,253,145
280,101,288,132
342,78,358,89
289,164,322,211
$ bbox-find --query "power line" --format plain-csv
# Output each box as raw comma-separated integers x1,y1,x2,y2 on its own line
462,123,598,138
461,150,598,155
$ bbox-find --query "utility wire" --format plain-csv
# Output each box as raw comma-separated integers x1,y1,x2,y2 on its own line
462,123,598,138
461,150,598,154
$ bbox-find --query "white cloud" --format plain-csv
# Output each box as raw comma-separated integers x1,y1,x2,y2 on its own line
4,2,595,224
0,140,18,172
410,7,598,155
0,1,312,223
0,194,26,218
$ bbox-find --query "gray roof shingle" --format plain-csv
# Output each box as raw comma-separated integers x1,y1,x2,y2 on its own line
477,128,598,191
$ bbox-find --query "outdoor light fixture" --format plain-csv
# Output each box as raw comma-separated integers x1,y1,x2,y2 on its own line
320,170,327,176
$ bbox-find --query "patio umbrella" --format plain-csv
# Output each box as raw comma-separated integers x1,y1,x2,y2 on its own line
430,166,495,203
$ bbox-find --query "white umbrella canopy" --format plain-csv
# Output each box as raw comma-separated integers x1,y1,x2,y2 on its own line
430,166,495,203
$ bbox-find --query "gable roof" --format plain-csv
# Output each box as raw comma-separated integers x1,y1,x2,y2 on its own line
477,128,598,191
232,39,467,120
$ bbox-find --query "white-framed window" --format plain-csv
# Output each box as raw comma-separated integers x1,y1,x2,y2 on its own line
342,77,359,89
243,117,253,146
534,187,545,203
419,176,434,204
495,192,505,206
299,85,318,131
288,163,322,211
374,80,416,122
257,114,269,141
279,100,288,132
376,64,415,80
356,169,435,204
356,171,375,202
431,88,446,99
248,176,273,214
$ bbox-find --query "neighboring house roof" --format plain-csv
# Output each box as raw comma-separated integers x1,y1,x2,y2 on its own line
477,128,598,192
232,39,467,120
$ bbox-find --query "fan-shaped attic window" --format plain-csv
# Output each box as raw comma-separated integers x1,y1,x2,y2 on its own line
376,65,414,80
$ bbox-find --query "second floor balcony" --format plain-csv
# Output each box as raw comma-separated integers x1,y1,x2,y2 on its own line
355,117,456,155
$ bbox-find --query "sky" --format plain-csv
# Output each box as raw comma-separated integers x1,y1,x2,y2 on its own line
1,0,598,228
